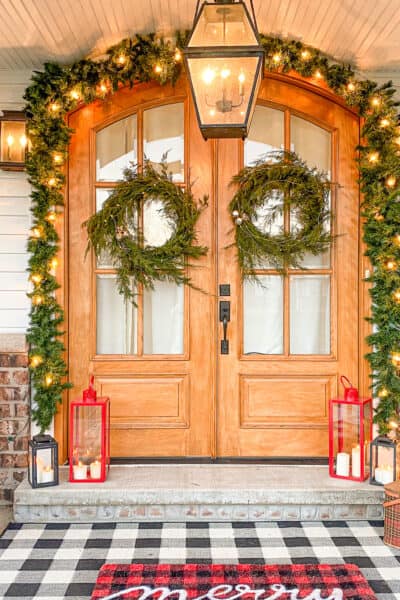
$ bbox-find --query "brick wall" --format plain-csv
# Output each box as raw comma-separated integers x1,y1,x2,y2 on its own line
0,349,29,503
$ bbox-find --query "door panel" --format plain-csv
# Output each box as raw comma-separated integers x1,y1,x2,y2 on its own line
68,79,216,457
217,76,360,457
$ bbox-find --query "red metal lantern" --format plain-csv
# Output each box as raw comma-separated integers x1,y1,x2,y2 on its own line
69,376,110,483
329,376,372,481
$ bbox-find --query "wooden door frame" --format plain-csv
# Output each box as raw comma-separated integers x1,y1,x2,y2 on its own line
54,72,369,464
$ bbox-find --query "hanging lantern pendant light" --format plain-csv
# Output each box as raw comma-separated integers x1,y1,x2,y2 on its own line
184,0,264,140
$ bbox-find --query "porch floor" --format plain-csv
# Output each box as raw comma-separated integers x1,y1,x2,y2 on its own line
14,464,384,523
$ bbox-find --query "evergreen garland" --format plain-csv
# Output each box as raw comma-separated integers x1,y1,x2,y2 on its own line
85,162,207,304
230,151,333,276
24,31,400,433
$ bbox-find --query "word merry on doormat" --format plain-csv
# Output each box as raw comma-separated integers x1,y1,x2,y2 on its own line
91,564,377,600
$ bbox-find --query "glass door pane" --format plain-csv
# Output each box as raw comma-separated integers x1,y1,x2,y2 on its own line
143,104,184,182
243,276,283,354
290,275,330,354
143,282,184,354
96,275,137,354
244,105,284,165
96,114,137,181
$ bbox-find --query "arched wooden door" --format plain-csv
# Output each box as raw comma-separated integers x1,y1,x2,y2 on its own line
67,73,362,458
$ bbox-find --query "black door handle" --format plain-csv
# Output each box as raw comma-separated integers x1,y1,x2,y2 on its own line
220,300,230,354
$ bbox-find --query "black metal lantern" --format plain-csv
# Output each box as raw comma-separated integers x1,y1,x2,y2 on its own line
0,111,27,171
370,435,399,486
28,434,59,488
184,0,264,140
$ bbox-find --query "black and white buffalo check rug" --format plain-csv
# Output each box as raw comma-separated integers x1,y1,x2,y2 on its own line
0,521,399,600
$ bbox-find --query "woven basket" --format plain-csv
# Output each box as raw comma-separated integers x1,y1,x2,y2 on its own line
383,481,400,549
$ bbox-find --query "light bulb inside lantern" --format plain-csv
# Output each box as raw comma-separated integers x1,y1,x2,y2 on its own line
220,68,231,79
19,134,27,148
202,67,216,85
6,134,14,147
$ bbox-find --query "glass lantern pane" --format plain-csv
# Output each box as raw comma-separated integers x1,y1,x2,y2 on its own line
143,104,184,183
0,121,26,163
189,3,258,46
35,447,55,484
187,55,261,127
71,405,102,468
96,114,137,182
243,276,283,354
245,106,284,165
332,402,364,477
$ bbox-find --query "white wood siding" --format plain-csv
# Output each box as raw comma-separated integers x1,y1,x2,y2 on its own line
0,171,30,333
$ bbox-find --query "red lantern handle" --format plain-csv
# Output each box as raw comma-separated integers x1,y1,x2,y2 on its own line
340,375,353,390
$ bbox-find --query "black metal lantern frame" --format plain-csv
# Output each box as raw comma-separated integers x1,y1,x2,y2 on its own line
184,0,264,140
28,434,59,488
369,435,399,486
0,110,27,171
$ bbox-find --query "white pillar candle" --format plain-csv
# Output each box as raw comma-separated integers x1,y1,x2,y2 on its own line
336,452,350,477
89,460,101,479
41,466,54,484
375,465,394,485
73,462,87,480
351,444,361,478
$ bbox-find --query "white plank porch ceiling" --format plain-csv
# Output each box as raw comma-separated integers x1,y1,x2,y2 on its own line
0,0,399,71
0,0,399,106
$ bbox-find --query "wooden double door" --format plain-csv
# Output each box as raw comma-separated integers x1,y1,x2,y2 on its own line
68,73,362,458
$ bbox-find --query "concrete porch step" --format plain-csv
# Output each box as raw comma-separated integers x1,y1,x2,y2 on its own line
14,464,384,523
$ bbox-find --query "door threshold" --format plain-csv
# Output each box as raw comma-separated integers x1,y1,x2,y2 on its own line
110,457,328,465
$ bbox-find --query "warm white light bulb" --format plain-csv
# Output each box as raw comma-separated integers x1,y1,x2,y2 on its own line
19,134,27,148
238,72,245,84
221,68,231,79
6,134,14,147
202,68,216,85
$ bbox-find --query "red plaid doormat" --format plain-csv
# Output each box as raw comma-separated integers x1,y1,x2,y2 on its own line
91,563,377,600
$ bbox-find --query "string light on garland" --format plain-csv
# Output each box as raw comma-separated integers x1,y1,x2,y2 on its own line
45,211,57,223
47,177,57,187
378,388,389,398
272,53,281,64
32,295,44,306
380,118,391,128
386,176,396,188
368,152,380,163
393,289,400,303
385,259,397,271
174,49,182,62
23,30,400,434
374,212,384,222
154,64,163,74
52,153,63,164
69,89,80,101
45,374,54,387
30,355,43,368
31,227,42,239
30,273,43,285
